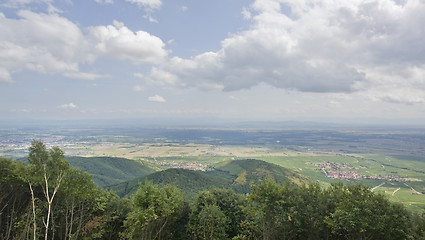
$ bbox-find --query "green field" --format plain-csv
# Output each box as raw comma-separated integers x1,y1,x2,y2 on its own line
2,126,425,213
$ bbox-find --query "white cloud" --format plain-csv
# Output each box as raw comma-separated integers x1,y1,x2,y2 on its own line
133,73,144,78
241,7,251,19
95,0,113,4
0,11,96,81
63,72,106,80
58,102,78,109
144,14,158,23
148,94,166,102
1,0,60,13
133,85,144,92
90,20,168,64
125,0,161,10
148,0,425,104
180,5,188,12
0,67,12,83
0,11,168,84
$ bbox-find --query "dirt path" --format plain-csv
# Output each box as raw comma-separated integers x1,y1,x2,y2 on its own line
404,183,422,195
392,188,400,196
371,182,385,192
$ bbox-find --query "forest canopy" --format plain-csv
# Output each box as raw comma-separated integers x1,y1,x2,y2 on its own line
1,141,425,240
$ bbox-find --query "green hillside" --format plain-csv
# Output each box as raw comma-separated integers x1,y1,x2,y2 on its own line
110,168,233,199
66,156,157,187
214,159,310,184
110,159,310,199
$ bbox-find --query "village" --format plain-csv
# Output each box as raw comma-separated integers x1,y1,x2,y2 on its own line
307,161,423,182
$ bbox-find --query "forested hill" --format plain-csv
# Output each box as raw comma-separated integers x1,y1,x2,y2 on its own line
214,159,310,185
66,156,157,187
109,159,310,199
2,141,425,240
110,168,233,199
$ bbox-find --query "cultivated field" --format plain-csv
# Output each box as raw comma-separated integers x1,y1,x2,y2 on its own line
2,124,425,212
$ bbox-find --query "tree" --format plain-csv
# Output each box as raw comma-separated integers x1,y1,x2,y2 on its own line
189,188,245,239
123,181,185,240
57,168,98,240
190,204,228,240
0,157,29,240
26,140,69,240
325,183,411,240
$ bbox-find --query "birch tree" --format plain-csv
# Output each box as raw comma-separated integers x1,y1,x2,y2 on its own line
27,140,69,240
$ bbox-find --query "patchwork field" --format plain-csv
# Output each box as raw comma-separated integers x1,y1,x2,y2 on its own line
2,124,425,212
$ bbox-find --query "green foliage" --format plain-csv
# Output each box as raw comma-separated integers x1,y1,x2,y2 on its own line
214,159,310,193
238,180,416,240
2,144,425,240
190,204,228,240
111,168,233,200
111,159,308,199
189,189,246,239
325,184,411,240
0,157,30,240
123,181,186,240
66,156,156,187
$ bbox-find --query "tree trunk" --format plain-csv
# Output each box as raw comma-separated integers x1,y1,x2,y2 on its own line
29,183,37,240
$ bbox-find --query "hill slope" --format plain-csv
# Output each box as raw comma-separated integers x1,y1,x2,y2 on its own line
110,159,310,199
110,168,233,199
66,156,157,187
212,159,310,193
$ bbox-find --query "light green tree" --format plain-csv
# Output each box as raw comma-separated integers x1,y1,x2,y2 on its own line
191,204,228,240
123,181,185,240
26,140,69,240
189,188,245,239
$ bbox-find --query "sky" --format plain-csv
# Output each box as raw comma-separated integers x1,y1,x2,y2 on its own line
1,0,425,125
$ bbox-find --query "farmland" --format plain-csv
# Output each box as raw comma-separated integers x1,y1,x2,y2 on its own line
1,121,425,212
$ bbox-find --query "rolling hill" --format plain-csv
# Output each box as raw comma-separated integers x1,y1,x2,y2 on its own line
109,159,310,199
110,168,234,199
66,156,157,187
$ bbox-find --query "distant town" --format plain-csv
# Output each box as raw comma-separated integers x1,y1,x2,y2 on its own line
307,161,423,182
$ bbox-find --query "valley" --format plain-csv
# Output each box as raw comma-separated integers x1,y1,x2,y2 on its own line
1,122,425,213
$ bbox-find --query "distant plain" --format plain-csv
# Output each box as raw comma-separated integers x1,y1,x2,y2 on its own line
2,122,425,212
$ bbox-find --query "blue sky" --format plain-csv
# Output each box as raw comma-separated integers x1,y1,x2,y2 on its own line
1,0,425,124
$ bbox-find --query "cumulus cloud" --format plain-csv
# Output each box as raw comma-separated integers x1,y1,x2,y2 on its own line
148,94,166,102
58,102,78,109
0,12,168,83
147,0,425,104
90,20,168,64
0,11,101,81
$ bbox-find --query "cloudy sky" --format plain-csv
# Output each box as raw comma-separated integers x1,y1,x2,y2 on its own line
1,0,425,124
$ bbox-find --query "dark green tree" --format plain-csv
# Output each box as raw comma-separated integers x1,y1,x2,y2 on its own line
0,157,30,239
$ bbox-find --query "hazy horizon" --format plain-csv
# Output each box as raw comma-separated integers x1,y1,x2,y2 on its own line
1,0,425,124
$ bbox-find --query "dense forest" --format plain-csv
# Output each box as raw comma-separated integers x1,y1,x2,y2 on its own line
1,141,425,240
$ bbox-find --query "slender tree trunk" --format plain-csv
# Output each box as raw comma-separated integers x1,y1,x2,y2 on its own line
29,183,37,240
42,169,64,240
43,169,50,240
5,197,17,240
68,200,75,240
154,217,168,240
74,201,85,240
